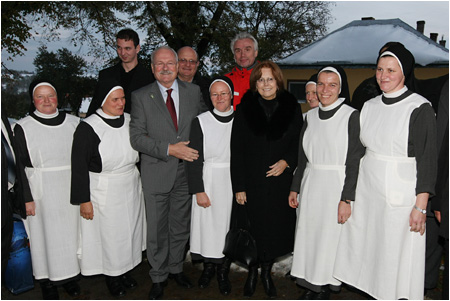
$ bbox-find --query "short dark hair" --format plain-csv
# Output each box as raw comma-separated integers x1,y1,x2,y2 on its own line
116,28,140,47
250,60,285,92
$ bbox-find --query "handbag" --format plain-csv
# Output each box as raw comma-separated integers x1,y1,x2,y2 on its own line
5,215,34,294
223,205,258,266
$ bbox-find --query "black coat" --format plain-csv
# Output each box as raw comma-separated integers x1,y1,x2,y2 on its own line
87,62,155,115
230,90,303,261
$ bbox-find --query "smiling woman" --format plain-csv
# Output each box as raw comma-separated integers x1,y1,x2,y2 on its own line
70,80,146,297
13,79,81,299
230,60,303,298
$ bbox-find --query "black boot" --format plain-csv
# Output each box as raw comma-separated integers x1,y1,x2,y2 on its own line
261,261,277,298
316,285,330,300
40,280,59,300
244,264,258,297
198,262,215,288
217,257,232,295
105,275,126,297
300,289,318,300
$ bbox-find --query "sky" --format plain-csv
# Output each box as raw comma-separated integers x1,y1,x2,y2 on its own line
1,1,449,73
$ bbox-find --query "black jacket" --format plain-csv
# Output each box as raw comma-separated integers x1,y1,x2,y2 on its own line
88,62,155,115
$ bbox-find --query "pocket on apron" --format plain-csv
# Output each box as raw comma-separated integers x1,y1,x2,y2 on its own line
385,161,416,208
24,167,43,201
90,174,109,210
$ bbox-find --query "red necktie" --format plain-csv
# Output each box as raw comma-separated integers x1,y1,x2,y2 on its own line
166,89,178,131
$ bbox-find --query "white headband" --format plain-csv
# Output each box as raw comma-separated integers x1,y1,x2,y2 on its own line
318,67,342,93
101,86,123,107
33,82,56,96
380,51,404,75
209,79,233,98
305,81,316,87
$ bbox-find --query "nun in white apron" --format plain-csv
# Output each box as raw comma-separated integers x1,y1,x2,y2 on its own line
14,79,81,299
70,81,146,297
186,76,234,296
303,73,319,120
334,44,437,300
288,66,364,299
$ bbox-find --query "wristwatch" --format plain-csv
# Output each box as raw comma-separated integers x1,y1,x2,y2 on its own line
414,205,426,214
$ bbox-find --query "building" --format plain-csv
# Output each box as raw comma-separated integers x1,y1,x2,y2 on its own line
277,18,449,112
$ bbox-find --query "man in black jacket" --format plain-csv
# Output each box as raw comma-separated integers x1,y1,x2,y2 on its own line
87,28,155,115
177,46,212,110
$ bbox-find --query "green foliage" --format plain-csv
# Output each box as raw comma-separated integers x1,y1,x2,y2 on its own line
33,46,96,115
2,1,333,75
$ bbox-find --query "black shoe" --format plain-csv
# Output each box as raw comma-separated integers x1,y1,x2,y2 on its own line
121,273,138,289
244,265,258,297
261,262,277,298
198,263,215,288
169,272,193,288
62,280,80,296
217,258,232,295
148,280,168,300
300,289,318,300
105,276,126,297
316,286,330,300
40,280,59,300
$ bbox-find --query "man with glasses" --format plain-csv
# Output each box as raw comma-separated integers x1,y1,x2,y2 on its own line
130,46,206,300
225,32,259,108
177,46,212,110
88,28,155,115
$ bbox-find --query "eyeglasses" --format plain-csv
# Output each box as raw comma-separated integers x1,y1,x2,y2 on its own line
178,59,198,65
210,92,230,99
257,77,275,84
154,62,176,68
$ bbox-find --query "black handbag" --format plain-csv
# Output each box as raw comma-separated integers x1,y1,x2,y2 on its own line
223,205,258,266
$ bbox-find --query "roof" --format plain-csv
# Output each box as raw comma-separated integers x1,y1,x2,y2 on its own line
277,18,449,68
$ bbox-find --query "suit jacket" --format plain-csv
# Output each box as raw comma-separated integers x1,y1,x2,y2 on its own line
88,62,155,115
130,79,204,193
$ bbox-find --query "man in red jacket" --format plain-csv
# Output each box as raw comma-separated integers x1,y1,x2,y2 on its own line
225,32,258,108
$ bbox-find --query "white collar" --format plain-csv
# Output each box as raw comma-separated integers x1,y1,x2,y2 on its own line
319,98,345,111
96,108,120,119
34,109,59,119
213,107,234,117
382,86,408,98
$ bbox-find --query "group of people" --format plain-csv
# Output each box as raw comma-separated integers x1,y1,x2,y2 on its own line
1,27,447,301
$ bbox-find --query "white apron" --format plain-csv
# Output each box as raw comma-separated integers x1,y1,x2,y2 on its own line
334,93,429,300
18,114,80,281
78,113,146,276
291,103,354,287
190,112,233,258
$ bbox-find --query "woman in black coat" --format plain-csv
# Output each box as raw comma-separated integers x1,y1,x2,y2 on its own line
230,60,303,298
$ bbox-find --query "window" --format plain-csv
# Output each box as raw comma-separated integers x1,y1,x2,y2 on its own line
287,80,307,103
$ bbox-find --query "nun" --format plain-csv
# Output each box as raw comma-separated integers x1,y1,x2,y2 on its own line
186,76,235,296
70,81,146,297
333,44,437,300
14,79,81,299
304,73,319,116
288,65,364,299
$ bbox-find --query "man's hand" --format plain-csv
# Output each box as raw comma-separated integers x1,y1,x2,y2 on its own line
168,141,199,162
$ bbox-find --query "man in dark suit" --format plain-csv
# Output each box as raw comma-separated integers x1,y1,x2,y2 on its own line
87,28,155,115
130,46,205,300
432,80,449,300
1,109,26,280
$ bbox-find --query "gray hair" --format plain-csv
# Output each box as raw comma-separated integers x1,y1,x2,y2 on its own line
151,45,178,64
230,32,258,53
